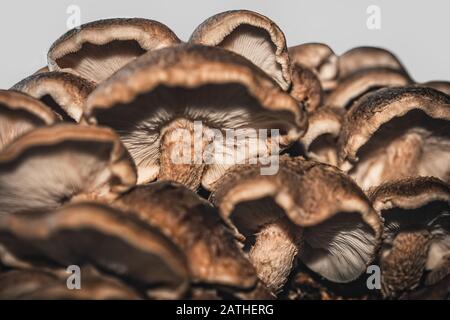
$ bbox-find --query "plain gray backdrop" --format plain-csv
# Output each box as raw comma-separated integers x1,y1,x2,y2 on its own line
0,0,448,89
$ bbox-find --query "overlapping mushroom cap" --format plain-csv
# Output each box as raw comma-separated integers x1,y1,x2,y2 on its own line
84,44,306,190
339,86,450,190
210,156,382,292
0,202,189,299
189,10,291,90
368,177,450,298
0,124,136,215
0,90,59,150
48,18,181,84
12,72,95,122
289,43,339,91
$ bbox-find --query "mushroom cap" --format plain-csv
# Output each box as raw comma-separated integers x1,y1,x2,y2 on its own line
113,181,258,290
339,86,450,188
420,81,450,96
84,44,306,186
189,10,291,90
326,68,412,109
299,106,343,166
0,202,189,298
0,124,136,215
210,156,382,283
338,46,407,79
12,71,95,122
0,90,59,150
289,43,339,91
0,267,141,299
289,64,323,113
368,177,450,297
48,18,181,83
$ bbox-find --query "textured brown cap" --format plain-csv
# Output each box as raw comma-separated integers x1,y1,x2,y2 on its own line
190,10,291,90
289,64,323,113
48,18,181,83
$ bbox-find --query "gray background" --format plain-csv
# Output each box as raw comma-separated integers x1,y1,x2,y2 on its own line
0,0,448,89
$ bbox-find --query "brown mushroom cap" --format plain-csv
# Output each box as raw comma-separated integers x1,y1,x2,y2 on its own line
0,267,141,299
0,90,59,150
338,46,407,79
299,106,343,166
210,156,381,291
289,43,339,91
189,10,291,90
84,44,306,190
326,68,412,109
289,64,323,113
113,181,258,290
0,124,136,215
0,202,189,299
12,72,95,122
339,86,450,190
420,81,450,96
48,18,181,84
368,177,450,298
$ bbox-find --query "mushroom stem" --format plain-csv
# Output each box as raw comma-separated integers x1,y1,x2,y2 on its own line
159,119,207,190
249,218,303,293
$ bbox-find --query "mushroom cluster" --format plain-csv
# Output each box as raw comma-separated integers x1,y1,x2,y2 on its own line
0,10,449,300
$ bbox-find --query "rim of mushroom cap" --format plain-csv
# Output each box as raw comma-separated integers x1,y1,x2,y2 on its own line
189,10,291,90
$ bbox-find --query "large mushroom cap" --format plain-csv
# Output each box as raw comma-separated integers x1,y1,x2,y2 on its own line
48,18,181,84
289,43,339,91
338,46,407,79
84,44,306,190
0,202,189,298
0,90,59,150
326,68,412,110
189,10,291,90
113,181,258,291
12,72,95,122
299,106,343,166
339,86,450,190
210,156,382,291
0,124,136,215
368,177,450,298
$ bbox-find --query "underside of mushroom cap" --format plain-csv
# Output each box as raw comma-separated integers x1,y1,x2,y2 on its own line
326,67,412,109
289,43,339,91
0,124,136,215
339,86,450,190
113,181,258,290
300,106,343,166
85,44,306,188
0,202,189,299
210,156,382,285
189,10,291,90
338,46,407,79
368,177,450,297
0,90,59,150
48,18,181,83
12,72,95,122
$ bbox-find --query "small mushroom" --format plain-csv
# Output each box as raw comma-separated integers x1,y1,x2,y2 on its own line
0,124,136,215
339,86,450,190
368,177,450,298
113,181,258,292
189,10,291,90
289,43,339,91
84,44,306,190
326,68,412,110
12,72,95,122
0,266,141,299
0,90,59,150
289,64,323,113
0,202,189,299
48,18,181,84
299,106,343,166
338,46,408,79
210,156,382,293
